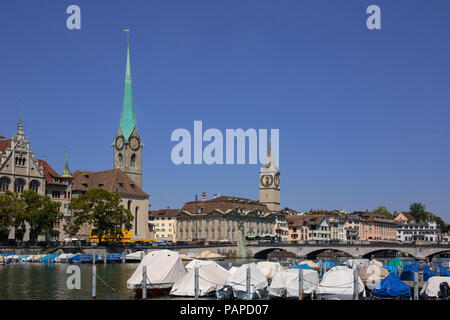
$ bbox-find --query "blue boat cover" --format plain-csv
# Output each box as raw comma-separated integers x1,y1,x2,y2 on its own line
292,264,312,270
400,262,432,281
431,265,450,277
382,265,397,275
371,273,411,299
321,261,335,268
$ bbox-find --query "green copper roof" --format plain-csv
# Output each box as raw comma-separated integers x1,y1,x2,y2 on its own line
120,44,136,142
61,150,72,178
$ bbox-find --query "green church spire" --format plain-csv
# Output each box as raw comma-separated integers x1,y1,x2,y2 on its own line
61,149,72,178
119,30,136,143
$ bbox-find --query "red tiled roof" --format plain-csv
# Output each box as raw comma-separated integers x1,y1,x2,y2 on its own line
0,139,11,153
0,139,11,164
72,169,149,198
149,209,180,217
287,214,327,227
181,195,269,215
37,159,66,186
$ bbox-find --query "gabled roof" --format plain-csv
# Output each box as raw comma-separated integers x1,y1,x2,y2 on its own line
72,169,148,198
37,159,66,186
0,139,11,164
287,214,328,227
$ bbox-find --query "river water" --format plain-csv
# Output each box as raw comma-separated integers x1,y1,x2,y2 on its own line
0,257,448,300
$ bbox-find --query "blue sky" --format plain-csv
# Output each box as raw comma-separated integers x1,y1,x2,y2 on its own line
1,1,450,221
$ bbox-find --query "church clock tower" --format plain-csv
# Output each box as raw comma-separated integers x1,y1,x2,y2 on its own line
259,141,280,212
113,31,143,188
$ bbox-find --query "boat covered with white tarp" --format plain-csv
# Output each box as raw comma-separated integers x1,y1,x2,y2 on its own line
316,266,365,300
420,276,450,299
256,261,285,281
185,259,228,272
359,261,390,290
126,250,187,294
170,264,231,297
268,268,319,298
217,263,268,299
126,251,145,262
344,259,370,270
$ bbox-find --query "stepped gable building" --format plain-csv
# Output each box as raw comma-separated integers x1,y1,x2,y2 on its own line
176,194,276,242
0,121,73,241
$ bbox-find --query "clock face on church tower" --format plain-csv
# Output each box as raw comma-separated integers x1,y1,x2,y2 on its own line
115,135,124,151
129,136,141,151
261,175,273,188
274,172,280,188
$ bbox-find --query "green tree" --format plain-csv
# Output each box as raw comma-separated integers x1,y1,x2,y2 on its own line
22,190,63,243
65,188,133,245
408,202,428,222
373,206,394,219
0,191,26,242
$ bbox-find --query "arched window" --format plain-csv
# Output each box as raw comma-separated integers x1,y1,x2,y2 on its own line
118,153,123,167
135,207,139,235
0,177,10,192
29,180,40,193
14,178,25,193
131,154,136,168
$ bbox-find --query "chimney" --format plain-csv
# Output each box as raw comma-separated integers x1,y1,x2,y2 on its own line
195,194,198,202
213,194,217,199
201,192,206,201
0,135,4,142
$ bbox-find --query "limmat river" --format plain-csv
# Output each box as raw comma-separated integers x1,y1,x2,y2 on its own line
0,257,448,300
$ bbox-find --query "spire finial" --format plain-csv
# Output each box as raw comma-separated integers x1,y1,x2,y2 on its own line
61,145,72,178
124,29,130,45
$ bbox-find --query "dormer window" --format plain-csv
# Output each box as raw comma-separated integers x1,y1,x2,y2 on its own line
98,184,104,188
119,183,124,187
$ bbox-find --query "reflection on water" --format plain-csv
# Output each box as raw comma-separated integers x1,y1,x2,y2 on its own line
0,257,448,300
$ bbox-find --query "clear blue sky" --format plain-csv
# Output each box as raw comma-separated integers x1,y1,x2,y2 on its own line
1,1,449,221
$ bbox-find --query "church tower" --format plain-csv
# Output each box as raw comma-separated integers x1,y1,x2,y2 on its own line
113,31,143,188
259,140,280,212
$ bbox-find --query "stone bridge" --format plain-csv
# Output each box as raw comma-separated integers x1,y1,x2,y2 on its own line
247,243,450,260
53,242,450,261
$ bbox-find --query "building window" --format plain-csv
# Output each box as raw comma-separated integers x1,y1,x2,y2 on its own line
135,207,139,235
14,178,25,193
131,154,136,168
29,180,40,193
0,177,11,191
118,153,123,167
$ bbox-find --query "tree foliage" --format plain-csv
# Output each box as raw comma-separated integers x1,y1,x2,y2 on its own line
65,188,133,244
372,206,394,219
0,190,62,243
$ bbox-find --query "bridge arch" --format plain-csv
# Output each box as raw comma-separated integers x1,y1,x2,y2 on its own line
424,249,450,259
361,248,415,259
253,248,296,259
304,248,353,260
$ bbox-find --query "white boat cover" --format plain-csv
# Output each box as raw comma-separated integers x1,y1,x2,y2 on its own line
185,259,228,272
299,260,320,269
55,253,75,262
170,264,231,296
229,266,239,274
359,261,390,289
219,263,268,294
126,250,187,289
370,259,383,267
126,251,145,261
317,266,365,298
256,261,285,281
269,268,319,297
420,276,450,298
344,259,369,269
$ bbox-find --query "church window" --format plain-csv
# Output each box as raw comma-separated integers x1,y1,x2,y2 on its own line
0,177,10,191
131,154,136,168
135,207,139,235
118,153,123,167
